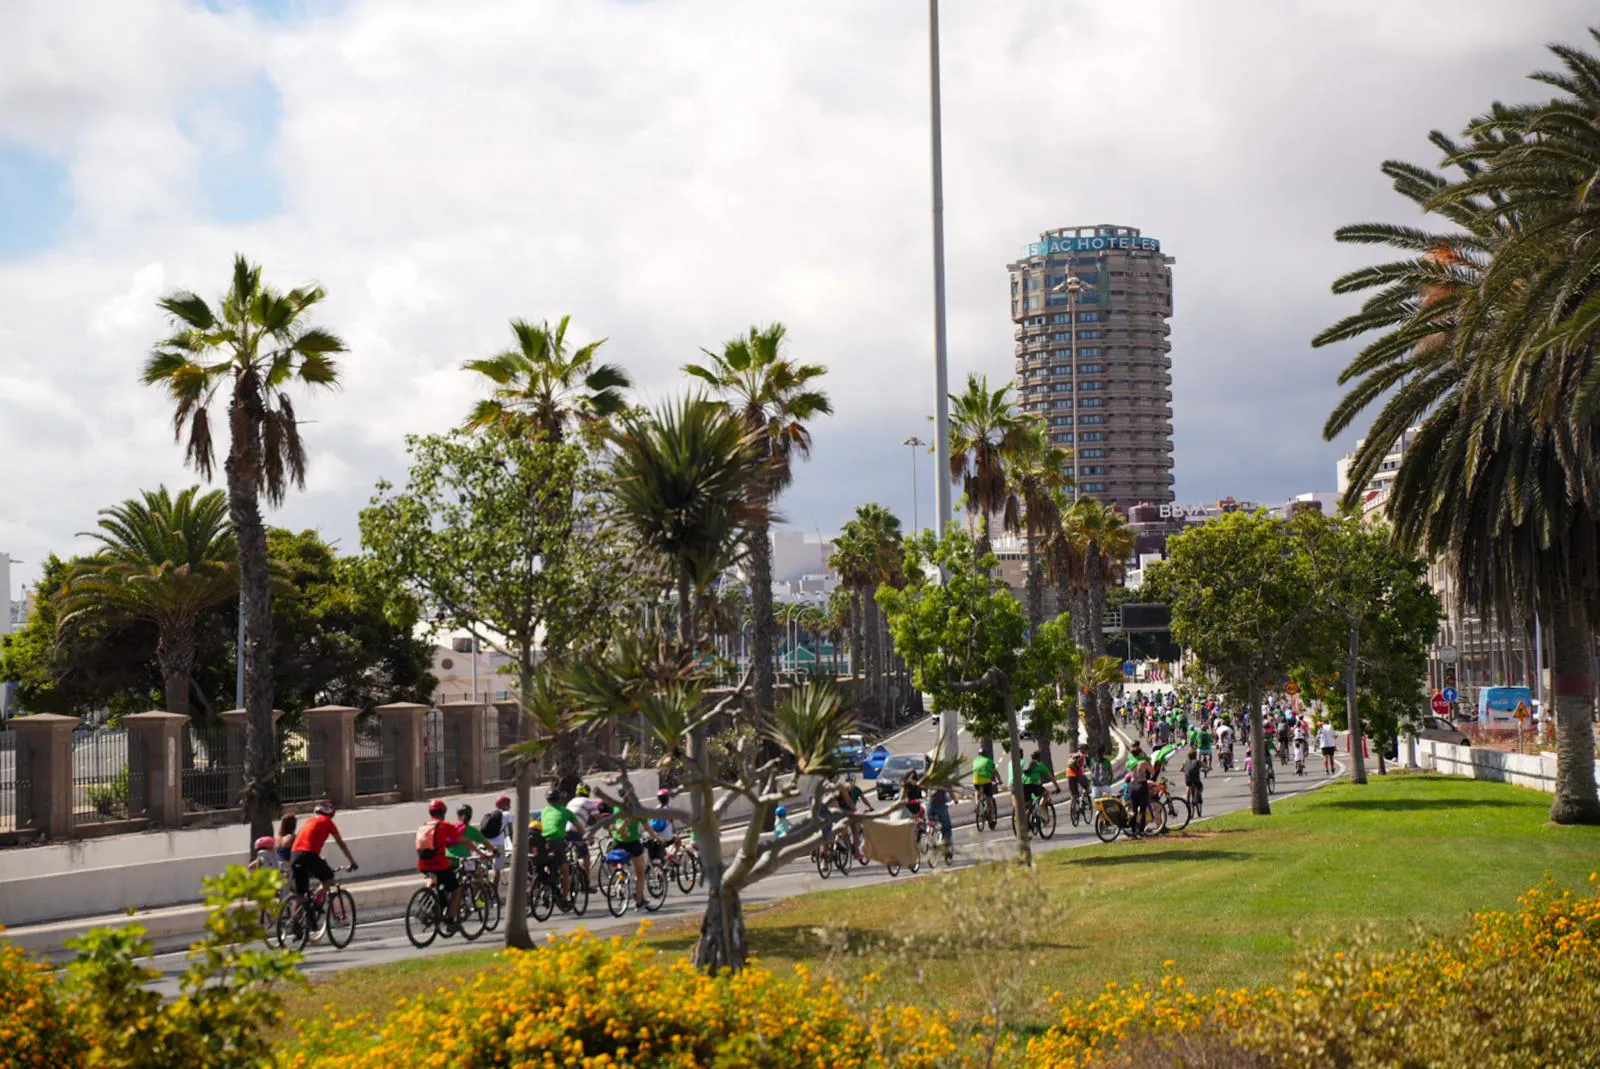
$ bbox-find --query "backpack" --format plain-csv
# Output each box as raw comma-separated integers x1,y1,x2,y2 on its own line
415,820,443,861
479,809,505,840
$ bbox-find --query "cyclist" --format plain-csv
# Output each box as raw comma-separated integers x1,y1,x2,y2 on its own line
647,789,674,864
1064,744,1089,814
971,750,997,802
1197,725,1213,772
1182,747,1204,818
926,781,954,862
289,801,357,914
1088,746,1114,799
481,796,512,892
446,803,498,881
831,775,873,860
539,790,578,900
1292,731,1308,776
1020,749,1058,820
566,784,602,872
610,812,650,910
772,804,791,840
415,799,463,928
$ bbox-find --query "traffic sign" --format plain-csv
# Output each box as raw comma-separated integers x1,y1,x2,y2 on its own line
1284,682,1300,696
1431,692,1450,716
1442,686,1458,704
1513,701,1531,721
1437,646,1460,664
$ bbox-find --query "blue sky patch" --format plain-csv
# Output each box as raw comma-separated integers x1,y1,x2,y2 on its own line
182,70,285,224
0,143,73,259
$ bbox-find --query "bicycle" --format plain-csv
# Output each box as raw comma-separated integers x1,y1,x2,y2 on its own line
1027,788,1058,840
916,814,948,870
663,834,701,894
1186,782,1204,820
404,871,488,948
602,846,665,916
1066,787,1092,828
812,829,851,880
973,787,998,831
528,842,591,922
1153,780,1191,833
275,866,357,951
462,856,502,932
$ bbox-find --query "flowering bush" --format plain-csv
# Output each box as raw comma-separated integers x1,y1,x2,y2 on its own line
279,930,980,1069
1023,873,1600,1069
0,933,83,1068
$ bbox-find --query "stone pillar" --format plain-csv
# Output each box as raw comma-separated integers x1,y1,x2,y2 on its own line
439,701,486,791
12,714,80,839
218,707,284,808
377,702,428,801
123,711,187,826
304,705,359,810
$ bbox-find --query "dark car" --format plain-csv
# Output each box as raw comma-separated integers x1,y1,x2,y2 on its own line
876,753,929,800
834,733,868,772
862,744,890,780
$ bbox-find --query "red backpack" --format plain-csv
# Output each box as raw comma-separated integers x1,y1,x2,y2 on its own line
415,819,444,862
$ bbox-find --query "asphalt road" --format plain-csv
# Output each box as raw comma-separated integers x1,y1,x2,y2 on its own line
141,712,1342,995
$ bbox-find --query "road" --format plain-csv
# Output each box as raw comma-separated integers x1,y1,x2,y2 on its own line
142,712,1342,994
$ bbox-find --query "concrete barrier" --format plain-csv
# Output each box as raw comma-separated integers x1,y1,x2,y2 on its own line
1410,737,1600,793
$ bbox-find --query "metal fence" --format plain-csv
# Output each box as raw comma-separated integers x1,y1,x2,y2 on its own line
424,709,459,790
0,728,23,832
279,727,325,804
355,718,397,796
183,720,242,811
70,728,142,828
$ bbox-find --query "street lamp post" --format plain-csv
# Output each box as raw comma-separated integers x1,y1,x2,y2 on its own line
1052,274,1093,502
928,0,951,542
903,436,926,535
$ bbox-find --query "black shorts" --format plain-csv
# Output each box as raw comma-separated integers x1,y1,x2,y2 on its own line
976,782,997,797
646,839,664,862
1321,746,1336,757
616,840,644,858
427,866,459,894
290,850,333,896
565,829,590,861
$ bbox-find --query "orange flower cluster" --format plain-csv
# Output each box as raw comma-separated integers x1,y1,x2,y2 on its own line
0,936,83,1068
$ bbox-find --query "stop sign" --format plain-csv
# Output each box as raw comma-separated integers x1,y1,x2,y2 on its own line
1431,692,1450,716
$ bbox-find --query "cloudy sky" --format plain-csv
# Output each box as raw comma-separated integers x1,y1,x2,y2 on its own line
1,0,1593,597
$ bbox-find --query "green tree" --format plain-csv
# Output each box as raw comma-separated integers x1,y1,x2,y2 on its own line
141,256,345,840
1005,422,1070,634
1049,498,1134,753
55,487,236,722
947,373,1027,556
1020,614,1083,766
602,396,764,972
1143,511,1323,815
1314,56,1600,823
828,503,904,721
462,315,631,441
360,426,630,948
685,323,832,718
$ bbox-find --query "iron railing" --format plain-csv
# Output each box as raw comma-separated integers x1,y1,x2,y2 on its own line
279,728,325,804
0,728,22,832
424,709,459,790
354,719,397,796
70,728,142,827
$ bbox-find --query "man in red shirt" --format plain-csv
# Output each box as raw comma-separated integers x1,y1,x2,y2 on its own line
417,799,465,926
290,800,358,902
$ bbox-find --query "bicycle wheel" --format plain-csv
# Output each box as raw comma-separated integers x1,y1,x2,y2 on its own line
276,898,311,951
1147,801,1169,836
605,868,632,917
531,881,556,922
644,861,669,912
483,882,503,931
324,888,357,948
1093,812,1120,843
1165,796,1191,833
1267,771,1277,796
1037,798,1057,840
459,884,492,941
814,848,832,880
404,887,439,949
885,860,901,877
674,855,699,895
568,872,590,916
832,840,851,876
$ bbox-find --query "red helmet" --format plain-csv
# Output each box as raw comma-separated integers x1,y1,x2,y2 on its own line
428,799,447,817
495,796,511,809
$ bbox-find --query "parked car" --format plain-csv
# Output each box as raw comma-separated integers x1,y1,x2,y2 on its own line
1417,715,1471,746
862,744,890,780
834,733,867,771
876,753,929,800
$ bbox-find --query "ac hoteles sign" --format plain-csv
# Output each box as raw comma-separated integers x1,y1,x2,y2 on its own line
1021,234,1162,257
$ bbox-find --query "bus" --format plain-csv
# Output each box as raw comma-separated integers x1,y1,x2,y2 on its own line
1478,685,1534,726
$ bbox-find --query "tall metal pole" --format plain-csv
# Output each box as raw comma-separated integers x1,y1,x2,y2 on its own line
929,0,951,541
928,0,956,762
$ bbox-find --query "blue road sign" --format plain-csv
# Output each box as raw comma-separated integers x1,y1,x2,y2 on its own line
1442,686,1458,703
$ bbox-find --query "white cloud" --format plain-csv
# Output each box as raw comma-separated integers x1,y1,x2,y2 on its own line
1,0,1596,600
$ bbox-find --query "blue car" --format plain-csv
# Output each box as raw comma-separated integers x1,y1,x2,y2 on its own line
834,733,868,771
862,743,890,779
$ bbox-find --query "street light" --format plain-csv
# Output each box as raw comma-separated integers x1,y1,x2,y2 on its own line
928,0,951,542
902,436,926,535
1051,274,1095,502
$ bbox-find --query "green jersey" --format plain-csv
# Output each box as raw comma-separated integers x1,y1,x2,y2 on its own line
612,817,642,844
1021,759,1048,785
540,804,573,841
447,822,489,862
971,754,997,784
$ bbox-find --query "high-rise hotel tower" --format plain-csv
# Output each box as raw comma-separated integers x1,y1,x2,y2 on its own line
1007,224,1175,505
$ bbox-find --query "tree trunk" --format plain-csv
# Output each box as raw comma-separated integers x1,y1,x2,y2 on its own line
1065,691,1080,756
1346,625,1367,785
863,588,881,719
227,435,277,843
504,658,536,950
1548,604,1600,825
1024,523,1043,637
693,884,746,973
850,592,863,682
1002,684,1031,865
1248,680,1270,815
156,621,195,719
748,518,775,716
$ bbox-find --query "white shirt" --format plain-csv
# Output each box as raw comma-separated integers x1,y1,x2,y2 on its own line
1317,725,1336,749
567,796,601,833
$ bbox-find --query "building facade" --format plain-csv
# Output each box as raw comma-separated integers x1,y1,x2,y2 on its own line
1008,224,1176,505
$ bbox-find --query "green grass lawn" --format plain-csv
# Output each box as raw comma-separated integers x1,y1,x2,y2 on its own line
278,774,1600,1031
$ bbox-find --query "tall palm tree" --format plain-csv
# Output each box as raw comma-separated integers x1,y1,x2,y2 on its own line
463,316,631,442
685,323,832,717
604,395,763,971
1005,421,1071,634
1316,90,1600,824
829,504,903,720
948,373,1028,556
143,255,345,839
57,487,236,720
1050,498,1133,752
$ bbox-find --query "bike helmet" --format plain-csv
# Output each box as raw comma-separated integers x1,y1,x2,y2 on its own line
575,784,590,798
494,796,511,809
314,801,335,816
253,834,275,853
775,805,787,817
546,789,563,805
529,818,542,833
657,788,671,801
457,803,473,820
428,799,448,817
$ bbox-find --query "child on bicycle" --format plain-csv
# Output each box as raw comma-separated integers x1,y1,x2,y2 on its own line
1182,747,1203,818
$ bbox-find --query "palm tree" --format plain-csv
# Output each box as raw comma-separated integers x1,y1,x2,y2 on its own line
826,586,854,679
604,395,763,971
829,504,904,721
463,316,631,441
1316,94,1600,824
1050,498,1133,753
57,487,236,720
143,255,345,839
948,373,1028,556
1005,421,1071,634
685,324,832,718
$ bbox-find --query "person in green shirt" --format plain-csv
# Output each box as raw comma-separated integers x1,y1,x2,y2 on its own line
971,753,997,789
1019,749,1058,815
540,791,576,898
610,814,649,909
447,803,497,869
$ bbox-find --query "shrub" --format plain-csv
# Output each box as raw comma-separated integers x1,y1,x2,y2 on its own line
279,929,978,1069
0,934,83,1068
